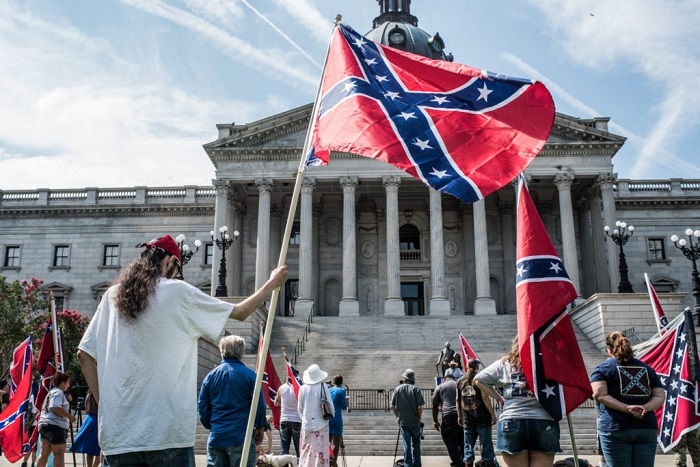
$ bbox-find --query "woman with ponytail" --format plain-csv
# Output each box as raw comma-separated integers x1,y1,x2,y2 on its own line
590,331,665,467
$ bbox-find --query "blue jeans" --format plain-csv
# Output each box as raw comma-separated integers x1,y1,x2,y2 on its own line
400,426,422,467
279,421,301,456
207,443,256,467
599,428,657,467
464,424,495,463
104,447,195,467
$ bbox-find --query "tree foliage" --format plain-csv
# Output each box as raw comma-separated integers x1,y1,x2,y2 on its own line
0,276,90,387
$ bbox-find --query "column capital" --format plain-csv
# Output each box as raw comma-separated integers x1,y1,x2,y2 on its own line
596,172,618,189
301,176,316,193
212,178,230,189
339,176,359,189
382,175,401,189
554,172,575,188
255,178,274,193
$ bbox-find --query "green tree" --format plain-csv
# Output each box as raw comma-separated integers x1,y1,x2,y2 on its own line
0,276,90,387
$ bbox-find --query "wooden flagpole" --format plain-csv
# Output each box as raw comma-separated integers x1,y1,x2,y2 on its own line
239,14,343,467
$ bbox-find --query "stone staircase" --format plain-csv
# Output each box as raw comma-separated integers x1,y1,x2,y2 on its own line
194,313,605,456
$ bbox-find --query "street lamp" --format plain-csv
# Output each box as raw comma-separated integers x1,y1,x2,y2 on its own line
174,234,201,280
211,226,239,297
604,220,635,293
671,228,700,325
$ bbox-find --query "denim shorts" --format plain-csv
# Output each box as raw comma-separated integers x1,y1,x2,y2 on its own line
497,418,561,455
39,424,68,445
103,447,195,467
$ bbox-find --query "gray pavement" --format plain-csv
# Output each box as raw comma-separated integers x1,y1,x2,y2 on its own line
0,453,681,466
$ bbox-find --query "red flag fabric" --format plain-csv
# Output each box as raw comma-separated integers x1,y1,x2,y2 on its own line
258,335,281,430
284,356,303,398
31,324,63,450
636,314,700,452
9,336,32,398
645,273,669,332
458,331,479,365
515,175,591,420
0,337,33,463
310,23,555,205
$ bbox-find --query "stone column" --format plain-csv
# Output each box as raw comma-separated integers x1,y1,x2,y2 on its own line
499,201,516,313
587,187,611,293
473,198,496,314
270,204,283,315
211,179,229,296
383,176,404,316
295,177,316,317
598,173,619,293
429,188,450,316
339,177,360,316
231,199,245,296
255,178,273,291
577,198,594,297
554,172,582,296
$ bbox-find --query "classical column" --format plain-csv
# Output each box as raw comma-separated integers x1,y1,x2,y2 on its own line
383,176,404,316
577,198,595,297
598,173,619,293
254,178,273,291
211,179,229,296
554,172,582,296
339,177,360,316
270,204,283,315
499,201,516,313
458,205,476,310
429,188,450,316
231,199,245,297
295,177,316,317
473,198,496,314
588,187,611,293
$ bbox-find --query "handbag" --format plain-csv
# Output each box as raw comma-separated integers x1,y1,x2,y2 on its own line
320,386,333,420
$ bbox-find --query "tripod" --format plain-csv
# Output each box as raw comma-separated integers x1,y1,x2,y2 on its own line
339,436,347,467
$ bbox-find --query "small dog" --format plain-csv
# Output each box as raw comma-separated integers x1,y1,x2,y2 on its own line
256,453,298,467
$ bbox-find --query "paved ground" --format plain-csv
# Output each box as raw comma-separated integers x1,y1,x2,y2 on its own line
0,453,682,466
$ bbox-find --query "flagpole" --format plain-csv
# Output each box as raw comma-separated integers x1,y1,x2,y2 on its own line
240,14,343,467
566,414,581,466
48,291,60,370
684,306,700,382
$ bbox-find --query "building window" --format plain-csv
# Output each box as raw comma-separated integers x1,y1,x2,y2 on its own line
4,246,20,267
204,243,214,265
399,224,421,261
647,238,666,261
53,245,70,267
289,222,301,245
103,244,120,267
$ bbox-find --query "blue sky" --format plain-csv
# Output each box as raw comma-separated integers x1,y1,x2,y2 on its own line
0,0,698,189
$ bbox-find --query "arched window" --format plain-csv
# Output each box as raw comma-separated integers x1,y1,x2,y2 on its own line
399,224,421,261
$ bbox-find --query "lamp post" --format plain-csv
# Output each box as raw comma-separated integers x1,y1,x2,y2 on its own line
211,226,239,297
174,234,201,280
604,220,635,293
671,229,700,324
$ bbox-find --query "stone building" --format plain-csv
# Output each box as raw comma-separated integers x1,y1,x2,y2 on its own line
1,0,699,326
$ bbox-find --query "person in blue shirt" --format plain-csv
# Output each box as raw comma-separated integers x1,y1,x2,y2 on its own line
328,374,348,467
198,335,266,467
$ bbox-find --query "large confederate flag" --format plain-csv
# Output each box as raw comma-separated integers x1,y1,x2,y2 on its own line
310,24,555,204
0,337,33,463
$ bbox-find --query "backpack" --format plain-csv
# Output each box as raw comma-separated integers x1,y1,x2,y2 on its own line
460,381,482,412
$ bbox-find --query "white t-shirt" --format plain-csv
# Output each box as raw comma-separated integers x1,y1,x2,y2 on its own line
277,383,302,423
78,278,233,455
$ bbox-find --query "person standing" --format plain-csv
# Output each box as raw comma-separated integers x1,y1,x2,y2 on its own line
590,331,665,467
390,369,425,467
36,372,76,467
673,427,700,467
77,234,288,467
457,359,497,467
69,390,101,467
432,368,463,467
198,335,266,467
274,377,303,457
297,364,334,467
328,375,348,467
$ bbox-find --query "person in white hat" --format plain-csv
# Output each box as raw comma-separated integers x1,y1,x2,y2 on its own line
297,364,334,467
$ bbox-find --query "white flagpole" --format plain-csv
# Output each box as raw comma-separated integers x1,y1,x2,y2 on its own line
239,14,343,467
48,291,61,370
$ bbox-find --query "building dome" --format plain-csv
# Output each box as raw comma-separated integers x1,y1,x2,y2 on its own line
365,0,453,61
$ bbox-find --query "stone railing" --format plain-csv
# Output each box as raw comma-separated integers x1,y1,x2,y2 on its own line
616,179,700,197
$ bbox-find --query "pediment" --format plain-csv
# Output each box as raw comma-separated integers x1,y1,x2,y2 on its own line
549,113,626,145
41,281,73,292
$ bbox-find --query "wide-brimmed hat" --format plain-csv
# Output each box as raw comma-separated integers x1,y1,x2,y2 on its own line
302,364,328,385
402,369,416,382
444,368,455,378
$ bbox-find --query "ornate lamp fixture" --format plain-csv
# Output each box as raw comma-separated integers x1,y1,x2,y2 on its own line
211,226,240,297
604,220,635,293
174,234,201,280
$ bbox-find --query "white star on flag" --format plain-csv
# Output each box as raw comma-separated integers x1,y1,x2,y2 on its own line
517,265,526,277
375,75,388,82
413,139,432,150
384,91,400,100
342,82,356,94
477,83,493,102
430,96,448,105
549,262,563,274
398,112,416,121
429,168,447,178
541,384,556,398
364,58,377,66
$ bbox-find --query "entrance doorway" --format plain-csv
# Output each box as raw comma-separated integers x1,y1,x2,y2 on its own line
401,282,424,316
285,279,298,316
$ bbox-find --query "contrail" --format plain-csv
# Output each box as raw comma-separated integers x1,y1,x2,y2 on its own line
238,0,322,70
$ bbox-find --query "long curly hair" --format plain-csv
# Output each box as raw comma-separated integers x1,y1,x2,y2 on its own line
114,247,169,320
606,331,634,363
501,337,521,369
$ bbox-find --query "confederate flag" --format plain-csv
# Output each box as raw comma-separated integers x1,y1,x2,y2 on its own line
645,272,669,332
0,337,33,463
258,334,281,430
516,175,591,420
310,23,555,204
459,331,480,364
284,355,303,398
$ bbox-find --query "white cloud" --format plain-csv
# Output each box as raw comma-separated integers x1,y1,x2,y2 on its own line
183,0,244,28
270,0,333,44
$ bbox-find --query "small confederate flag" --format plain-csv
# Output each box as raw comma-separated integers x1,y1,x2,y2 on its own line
0,337,34,463
636,314,700,452
458,331,479,364
645,273,669,332
258,333,281,430
284,355,303,398
516,175,591,420
310,23,555,205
